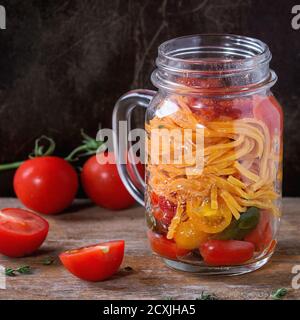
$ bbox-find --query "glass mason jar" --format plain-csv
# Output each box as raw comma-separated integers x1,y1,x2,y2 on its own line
113,34,283,275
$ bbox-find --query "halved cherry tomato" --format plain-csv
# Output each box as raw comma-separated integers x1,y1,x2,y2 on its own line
0,208,49,257
152,208,164,222
157,196,177,226
187,202,232,234
147,230,189,260
59,240,125,282
253,94,283,137
244,211,273,251
14,156,79,215
174,219,209,250
200,240,254,266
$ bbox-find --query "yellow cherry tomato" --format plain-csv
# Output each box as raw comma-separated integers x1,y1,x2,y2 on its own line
174,219,209,250
187,202,232,234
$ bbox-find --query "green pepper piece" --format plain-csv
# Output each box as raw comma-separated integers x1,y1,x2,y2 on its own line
216,207,260,240
238,207,260,230
233,227,255,240
215,220,240,240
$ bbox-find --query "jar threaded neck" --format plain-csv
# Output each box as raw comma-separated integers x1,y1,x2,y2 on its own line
151,34,277,97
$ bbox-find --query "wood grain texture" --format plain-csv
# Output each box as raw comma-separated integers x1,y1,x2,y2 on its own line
0,197,299,300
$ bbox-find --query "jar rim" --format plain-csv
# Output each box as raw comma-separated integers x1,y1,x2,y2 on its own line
152,34,276,96
157,34,271,72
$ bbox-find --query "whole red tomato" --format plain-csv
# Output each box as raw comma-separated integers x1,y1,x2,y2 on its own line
81,153,136,210
14,157,79,215
199,240,254,266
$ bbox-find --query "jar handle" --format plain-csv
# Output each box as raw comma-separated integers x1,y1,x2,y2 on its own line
112,89,156,206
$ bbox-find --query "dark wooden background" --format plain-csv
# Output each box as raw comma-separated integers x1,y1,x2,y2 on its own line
0,0,299,197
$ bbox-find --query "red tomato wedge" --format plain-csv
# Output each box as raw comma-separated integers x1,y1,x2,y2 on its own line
0,208,49,257
200,240,254,266
244,211,273,252
253,95,283,137
147,231,189,260
59,240,125,282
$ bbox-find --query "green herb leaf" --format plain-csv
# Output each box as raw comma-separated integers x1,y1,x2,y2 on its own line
42,257,56,266
195,291,218,300
17,266,31,274
271,288,288,300
5,266,32,276
5,268,16,277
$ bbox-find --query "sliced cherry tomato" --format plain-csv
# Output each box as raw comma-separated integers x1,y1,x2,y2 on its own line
14,156,79,215
187,202,232,234
0,208,49,257
244,211,273,251
59,240,125,282
81,153,135,210
150,192,159,207
152,208,164,222
147,230,189,260
253,94,283,137
200,240,254,266
157,196,177,226
174,219,209,250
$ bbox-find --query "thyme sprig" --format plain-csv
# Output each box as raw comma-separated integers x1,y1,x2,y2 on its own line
271,288,288,300
195,291,218,300
5,265,32,277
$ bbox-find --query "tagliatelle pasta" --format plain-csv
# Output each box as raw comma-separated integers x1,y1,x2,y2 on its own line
146,94,282,241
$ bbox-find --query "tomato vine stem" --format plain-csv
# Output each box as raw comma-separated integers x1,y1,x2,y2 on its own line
64,130,105,162
0,136,56,172
0,161,24,171
0,131,105,172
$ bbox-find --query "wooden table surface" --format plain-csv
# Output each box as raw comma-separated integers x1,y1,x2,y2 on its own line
0,197,299,300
